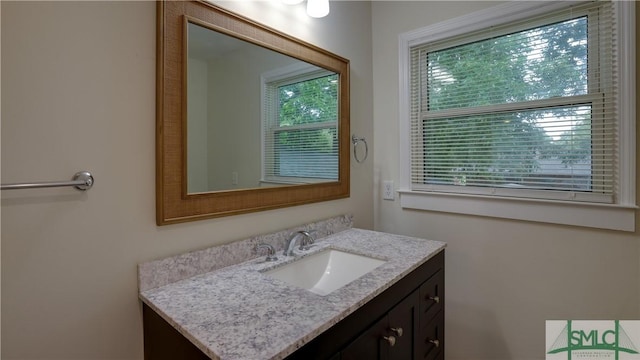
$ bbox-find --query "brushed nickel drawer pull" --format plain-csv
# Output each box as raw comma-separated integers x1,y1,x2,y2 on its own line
428,339,440,347
428,295,440,303
390,327,403,337
383,335,396,346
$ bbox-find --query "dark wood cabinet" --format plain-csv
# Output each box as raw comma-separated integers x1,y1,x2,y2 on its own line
143,250,445,360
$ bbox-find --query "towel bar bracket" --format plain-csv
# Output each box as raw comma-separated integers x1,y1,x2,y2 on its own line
72,171,94,191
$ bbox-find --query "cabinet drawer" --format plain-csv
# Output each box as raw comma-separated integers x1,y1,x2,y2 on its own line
420,311,444,360
419,268,443,324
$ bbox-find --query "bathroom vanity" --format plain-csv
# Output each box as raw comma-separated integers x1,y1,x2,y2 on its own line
139,223,445,360
286,250,444,360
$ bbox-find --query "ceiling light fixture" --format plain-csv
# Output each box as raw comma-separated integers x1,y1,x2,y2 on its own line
282,0,329,18
306,0,329,18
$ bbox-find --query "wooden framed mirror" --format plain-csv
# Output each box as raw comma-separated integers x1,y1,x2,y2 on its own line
156,1,350,225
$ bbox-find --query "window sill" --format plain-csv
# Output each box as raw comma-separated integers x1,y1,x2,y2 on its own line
398,190,637,232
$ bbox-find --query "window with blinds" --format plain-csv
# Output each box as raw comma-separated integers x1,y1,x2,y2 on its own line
409,1,617,203
263,68,339,184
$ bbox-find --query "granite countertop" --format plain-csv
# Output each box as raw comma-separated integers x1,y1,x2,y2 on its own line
139,228,446,360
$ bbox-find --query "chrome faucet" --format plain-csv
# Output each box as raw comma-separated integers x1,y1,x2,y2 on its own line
283,230,314,256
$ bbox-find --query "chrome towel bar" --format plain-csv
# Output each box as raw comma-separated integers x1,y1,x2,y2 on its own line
1,171,94,191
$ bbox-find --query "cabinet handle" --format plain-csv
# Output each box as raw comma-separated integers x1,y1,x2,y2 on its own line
427,295,440,303
428,339,440,347
390,327,404,337
383,336,396,347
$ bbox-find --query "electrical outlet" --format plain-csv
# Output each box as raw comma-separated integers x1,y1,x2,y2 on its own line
232,172,238,185
383,181,394,200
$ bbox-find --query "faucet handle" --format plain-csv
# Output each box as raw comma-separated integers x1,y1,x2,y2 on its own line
256,243,278,262
298,230,316,250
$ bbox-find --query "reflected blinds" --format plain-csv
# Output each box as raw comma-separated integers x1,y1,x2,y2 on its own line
263,71,339,183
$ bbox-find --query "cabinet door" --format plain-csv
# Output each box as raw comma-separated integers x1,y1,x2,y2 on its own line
387,290,419,360
341,290,420,360
341,315,389,360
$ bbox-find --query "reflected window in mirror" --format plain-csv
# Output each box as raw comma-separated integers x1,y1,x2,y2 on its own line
262,64,339,186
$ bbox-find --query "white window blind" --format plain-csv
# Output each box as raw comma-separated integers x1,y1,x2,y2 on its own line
409,1,617,203
263,69,339,184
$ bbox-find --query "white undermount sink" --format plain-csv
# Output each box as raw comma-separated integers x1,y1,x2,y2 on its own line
264,249,386,296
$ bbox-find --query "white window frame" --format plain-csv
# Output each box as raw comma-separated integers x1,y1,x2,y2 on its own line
398,0,636,231
261,62,338,185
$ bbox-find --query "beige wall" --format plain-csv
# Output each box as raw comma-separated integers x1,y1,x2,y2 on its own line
372,1,640,359
0,1,373,359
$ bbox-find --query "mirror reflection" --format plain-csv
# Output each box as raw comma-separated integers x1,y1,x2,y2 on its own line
187,22,340,193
